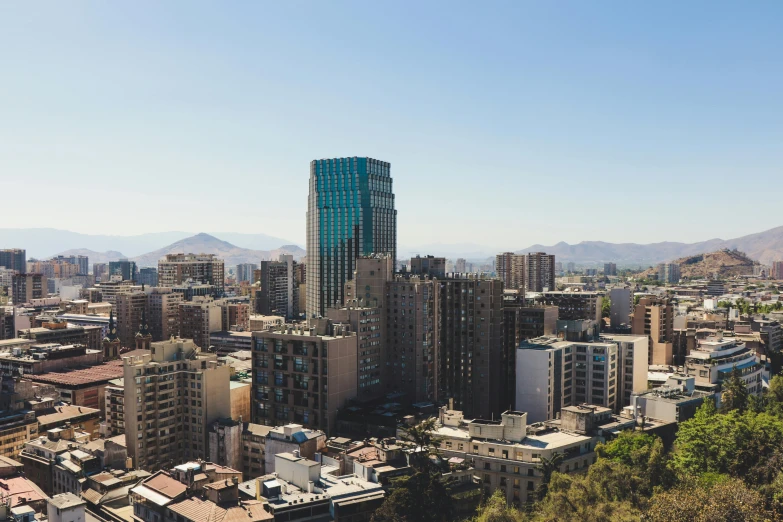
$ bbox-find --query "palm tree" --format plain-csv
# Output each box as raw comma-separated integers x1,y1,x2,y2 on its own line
402,418,442,472
535,452,564,500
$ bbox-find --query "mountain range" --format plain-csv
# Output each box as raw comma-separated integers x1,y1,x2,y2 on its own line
515,225,783,266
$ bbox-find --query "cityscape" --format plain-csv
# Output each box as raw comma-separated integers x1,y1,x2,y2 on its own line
2,3,783,522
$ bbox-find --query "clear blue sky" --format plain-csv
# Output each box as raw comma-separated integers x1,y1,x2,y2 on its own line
1,1,781,250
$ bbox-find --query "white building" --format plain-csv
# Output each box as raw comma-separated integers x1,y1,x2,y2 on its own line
47,492,86,522
684,334,764,397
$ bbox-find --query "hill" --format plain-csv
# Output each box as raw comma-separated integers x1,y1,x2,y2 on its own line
639,249,759,279
54,248,127,265
130,233,305,267
516,225,783,265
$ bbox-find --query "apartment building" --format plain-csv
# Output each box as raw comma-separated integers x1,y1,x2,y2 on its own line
0,249,26,273
138,267,158,287
631,296,674,365
684,335,764,397
158,254,225,297
409,255,446,278
178,296,222,349
439,277,504,420
772,261,783,280
523,252,556,292
608,287,632,330
533,291,603,323
115,291,148,348
147,287,183,341
251,319,358,434
12,274,47,304
657,263,681,284
495,253,525,290
92,280,141,306
122,338,231,471
220,301,250,332
326,307,384,401
255,255,299,319
604,263,617,276
600,334,649,407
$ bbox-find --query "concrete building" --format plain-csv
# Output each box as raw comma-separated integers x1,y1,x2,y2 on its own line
236,263,258,284
263,423,326,474
495,253,525,290
220,300,250,332
409,255,446,278
603,263,617,276
26,363,123,413
326,307,384,401
251,319,358,434
92,280,141,306
255,255,299,320
122,337,231,471
439,277,504,420
138,267,158,287
108,260,138,282
158,253,225,297
772,261,783,280
657,263,681,284
115,291,148,348
20,322,102,351
608,287,632,331
627,375,714,424
533,291,603,323
0,342,102,375
147,287,183,342
92,263,108,282
47,492,86,522
600,334,649,407
522,252,556,292
306,157,396,318
178,296,222,349
12,274,47,304
0,249,26,274
248,315,285,332
208,418,243,473
631,296,674,365
684,334,764,397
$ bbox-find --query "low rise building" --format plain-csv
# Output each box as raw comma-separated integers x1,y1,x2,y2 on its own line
684,334,764,397
26,363,124,413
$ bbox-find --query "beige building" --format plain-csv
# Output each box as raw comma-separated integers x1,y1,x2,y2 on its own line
178,296,222,349
158,253,225,297
522,252,556,292
230,381,251,422
631,296,674,365
147,287,183,341
248,315,285,331
251,319,358,434
495,252,525,290
115,291,148,348
122,337,231,471
326,306,384,401
12,274,47,305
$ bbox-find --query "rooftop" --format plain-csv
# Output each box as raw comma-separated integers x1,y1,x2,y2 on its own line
0,475,47,507
27,364,124,386
49,492,86,510
37,404,100,426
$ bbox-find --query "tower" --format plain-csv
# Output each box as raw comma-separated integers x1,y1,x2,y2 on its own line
306,157,396,318
102,311,121,359
135,308,152,351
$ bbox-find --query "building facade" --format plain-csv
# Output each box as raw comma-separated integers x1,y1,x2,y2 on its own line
631,296,674,365
409,256,446,278
12,273,47,304
306,157,396,318
523,252,556,292
255,255,299,319
158,254,225,297
495,253,525,290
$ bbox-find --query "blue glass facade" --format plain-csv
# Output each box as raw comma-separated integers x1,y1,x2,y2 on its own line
306,157,396,317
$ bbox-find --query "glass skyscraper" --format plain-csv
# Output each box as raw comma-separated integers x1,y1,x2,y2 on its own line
306,157,396,317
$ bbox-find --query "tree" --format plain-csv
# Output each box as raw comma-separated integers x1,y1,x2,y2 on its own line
601,297,611,318
720,366,749,414
535,453,564,500
400,418,441,472
371,473,456,522
596,431,671,491
471,490,528,522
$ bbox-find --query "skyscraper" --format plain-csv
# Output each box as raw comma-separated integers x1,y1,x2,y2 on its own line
306,157,396,318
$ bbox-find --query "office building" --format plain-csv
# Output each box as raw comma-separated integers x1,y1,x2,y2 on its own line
251,319,358,434
115,291,148,348
534,291,603,323
158,254,225,297
0,249,26,274
603,263,617,276
657,263,681,284
439,277,504,420
138,267,158,287
255,255,299,319
608,287,632,330
631,296,674,365
235,263,258,284
147,287,183,341
384,276,439,404
108,260,138,282
495,253,525,290
178,296,222,349
306,157,396,318
57,256,88,276
523,252,556,292
122,338,231,471
92,263,108,282
12,273,47,304
409,255,446,278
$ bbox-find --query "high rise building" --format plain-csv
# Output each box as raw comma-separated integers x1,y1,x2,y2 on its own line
534,291,603,323
255,255,299,319
92,263,108,282
495,253,525,290
12,273,47,304
409,255,446,278
326,306,384,401
631,296,674,365
235,263,258,284
523,252,556,292
604,263,617,276
158,254,225,297
566,262,576,273
108,260,138,282
251,319,358,433
178,296,222,349
609,287,632,330
122,338,231,470
138,267,158,287
657,263,681,284
59,255,89,275
0,249,26,273
455,259,467,273
439,277,504,420
306,157,396,318
147,287,183,341
115,291,149,348
772,261,783,280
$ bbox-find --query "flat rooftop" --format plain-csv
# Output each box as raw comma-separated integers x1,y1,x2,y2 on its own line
27,364,124,386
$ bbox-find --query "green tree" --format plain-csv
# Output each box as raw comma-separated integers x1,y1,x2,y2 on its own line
371,473,456,522
535,452,564,500
400,418,441,472
601,297,611,318
596,431,671,491
720,366,749,414
470,490,528,522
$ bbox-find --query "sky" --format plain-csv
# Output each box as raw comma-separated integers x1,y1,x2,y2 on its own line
1,1,782,251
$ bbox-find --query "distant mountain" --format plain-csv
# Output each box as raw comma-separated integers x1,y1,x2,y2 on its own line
0,228,300,259
516,225,783,266
640,249,759,279
131,233,305,267
54,248,127,265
